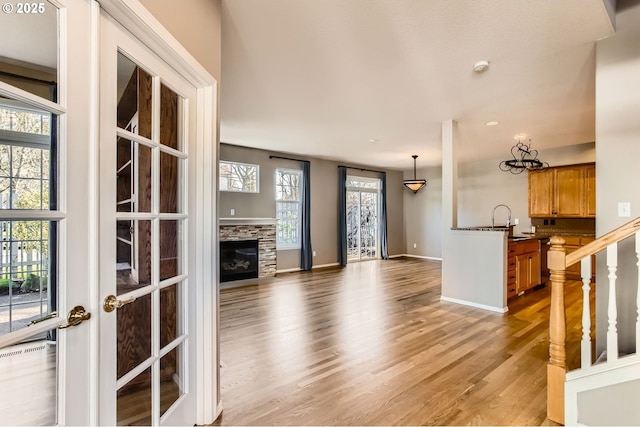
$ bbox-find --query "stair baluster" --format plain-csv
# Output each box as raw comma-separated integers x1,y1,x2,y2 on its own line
580,257,592,368
549,217,640,425
606,244,618,362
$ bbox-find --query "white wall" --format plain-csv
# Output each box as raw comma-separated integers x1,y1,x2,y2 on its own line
139,0,222,82
403,166,442,259
403,142,595,259
441,230,508,312
577,378,640,425
220,144,406,270
595,0,640,354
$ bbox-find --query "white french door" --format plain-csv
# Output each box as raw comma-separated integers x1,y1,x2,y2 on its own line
346,176,380,261
0,1,218,425
0,0,98,425
98,9,201,426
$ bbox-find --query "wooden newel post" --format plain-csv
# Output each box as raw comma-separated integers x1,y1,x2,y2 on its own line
547,236,567,424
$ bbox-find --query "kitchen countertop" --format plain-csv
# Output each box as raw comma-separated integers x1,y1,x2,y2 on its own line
517,232,595,239
452,227,594,239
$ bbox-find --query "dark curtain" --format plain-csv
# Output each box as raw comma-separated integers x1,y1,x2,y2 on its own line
338,166,348,266
300,161,313,270
380,172,389,260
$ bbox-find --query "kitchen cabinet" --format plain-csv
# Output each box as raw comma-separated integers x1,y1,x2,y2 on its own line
528,163,595,218
528,169,554,217
585,164,596,217
515,239,540,294
507,245,517,299
507,239,541,298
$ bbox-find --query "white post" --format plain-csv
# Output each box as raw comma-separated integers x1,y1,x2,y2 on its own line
607,244,618,362
580,257,592,368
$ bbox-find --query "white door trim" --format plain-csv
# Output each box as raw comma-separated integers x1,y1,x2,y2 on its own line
93,0,219,424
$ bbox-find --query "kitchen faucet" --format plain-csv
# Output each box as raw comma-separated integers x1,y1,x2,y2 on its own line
492,204,512,228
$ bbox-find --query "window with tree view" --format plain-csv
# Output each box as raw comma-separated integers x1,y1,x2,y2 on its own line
275,169,302,248
219,160,259,193
0,100,54,335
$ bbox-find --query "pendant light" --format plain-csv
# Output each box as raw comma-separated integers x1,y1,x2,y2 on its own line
403,155,427,193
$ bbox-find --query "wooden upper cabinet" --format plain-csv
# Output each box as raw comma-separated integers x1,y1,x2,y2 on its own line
529,169,555,217
528,163,595,218
584,164,596,217
555,166,584,216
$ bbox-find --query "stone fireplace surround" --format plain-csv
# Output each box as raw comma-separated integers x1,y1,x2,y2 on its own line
219,218,277,279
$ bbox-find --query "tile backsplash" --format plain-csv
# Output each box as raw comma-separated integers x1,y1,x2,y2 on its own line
531,218,595,235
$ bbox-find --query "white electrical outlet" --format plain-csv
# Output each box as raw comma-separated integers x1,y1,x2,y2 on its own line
312,251,317,257
514,218,519,225
618,202,631,218
230,208,235,216
413,243,417,248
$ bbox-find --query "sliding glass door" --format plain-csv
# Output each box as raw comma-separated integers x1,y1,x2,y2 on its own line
346,176,380,261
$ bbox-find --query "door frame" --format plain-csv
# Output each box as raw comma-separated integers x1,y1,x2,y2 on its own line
346,175,381,262
92,0,219,424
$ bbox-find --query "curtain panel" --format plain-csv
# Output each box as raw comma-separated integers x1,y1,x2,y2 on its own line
338,166,347,266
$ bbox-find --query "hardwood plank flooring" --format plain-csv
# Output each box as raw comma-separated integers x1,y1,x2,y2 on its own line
0,341,56,426
214,257,586,426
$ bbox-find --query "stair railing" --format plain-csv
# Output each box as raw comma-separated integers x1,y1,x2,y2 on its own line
546,216,640,424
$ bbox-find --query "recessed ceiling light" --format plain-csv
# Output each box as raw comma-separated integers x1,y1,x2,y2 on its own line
369,139,378,143
473,60,490,73
514,133,527,140
485,121,499,126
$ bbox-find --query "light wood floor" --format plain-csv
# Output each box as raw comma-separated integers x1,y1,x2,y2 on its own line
214,257,588,426
0,341,56,426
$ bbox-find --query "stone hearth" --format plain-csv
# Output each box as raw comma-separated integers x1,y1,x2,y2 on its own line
219,218,276,278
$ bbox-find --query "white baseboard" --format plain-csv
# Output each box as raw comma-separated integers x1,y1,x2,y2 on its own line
313,262,340,269
277,257,440,273
440,296,508,313
395,253,443,261
276,267,301,273
277,262,341,274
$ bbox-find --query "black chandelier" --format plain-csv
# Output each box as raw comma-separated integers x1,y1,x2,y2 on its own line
499,139,549,174
403,155,427,193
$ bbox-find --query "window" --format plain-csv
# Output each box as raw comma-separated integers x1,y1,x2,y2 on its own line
219,160,259,193
0,100,53,334
275,168,302,248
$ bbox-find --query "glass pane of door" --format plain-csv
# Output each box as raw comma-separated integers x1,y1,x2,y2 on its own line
0,2,58,102
346,191,360,261
360,192,378,259
0,220,52,334
113,50,188,426
346,177,380,262
0,82,59,427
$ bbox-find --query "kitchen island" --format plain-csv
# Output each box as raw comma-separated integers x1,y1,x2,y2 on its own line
442,228,510,313
442,227,548,313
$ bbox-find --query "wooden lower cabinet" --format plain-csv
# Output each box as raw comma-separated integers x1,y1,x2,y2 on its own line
516,248,540,294
508,239,541,299
507,245,517,299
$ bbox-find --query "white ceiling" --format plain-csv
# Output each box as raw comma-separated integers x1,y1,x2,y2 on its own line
220,0,614,170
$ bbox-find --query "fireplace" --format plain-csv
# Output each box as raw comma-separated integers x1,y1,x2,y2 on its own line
220,239,259,282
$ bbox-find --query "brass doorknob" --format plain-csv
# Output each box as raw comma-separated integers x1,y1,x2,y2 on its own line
103,294,136,312
58,306,91,329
